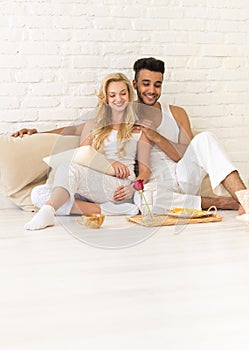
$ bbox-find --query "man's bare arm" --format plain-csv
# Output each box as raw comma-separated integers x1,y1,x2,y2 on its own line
12,123,85,138
140,105,194,162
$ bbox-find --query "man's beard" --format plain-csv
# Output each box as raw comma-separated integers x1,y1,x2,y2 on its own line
136,90,159,106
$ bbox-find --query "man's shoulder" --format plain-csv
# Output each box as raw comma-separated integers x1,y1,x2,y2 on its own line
168,105,189,124
168,104,186,116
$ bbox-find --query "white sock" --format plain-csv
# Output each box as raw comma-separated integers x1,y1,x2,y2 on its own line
24,205,55,230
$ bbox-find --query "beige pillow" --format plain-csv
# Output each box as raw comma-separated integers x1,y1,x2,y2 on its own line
0,133,80,210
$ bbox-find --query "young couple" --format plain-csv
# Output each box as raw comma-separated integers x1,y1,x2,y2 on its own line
16,57,247,230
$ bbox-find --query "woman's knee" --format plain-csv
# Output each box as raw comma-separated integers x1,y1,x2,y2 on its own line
31,184,52,208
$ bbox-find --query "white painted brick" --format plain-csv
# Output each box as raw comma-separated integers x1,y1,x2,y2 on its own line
73,29,114,42
0,71,12,82
175,93,222,106
165,57,189,69
73,56,109,68
170,70,207,82
11,16,54,29
21,97,61,108
201,44,240,57
38,108,78,121
134,19,169,31
94,18,133,30
29,83,64,96
109,6,144,18
14,70,55,83
225,33,247,44
61,42,101,55
19,42,58,55
0,2,26,15
223,57,248,69
60,70,96,83
67,83,97,96
164,44,200,56
120,30,151,43
189,32,224,44
183,0,207,5
0,16,9,27
0,42,20,54
0,55,26,68
183,7,215,19
206,0,245,9
223,82,249,92
54,16,91,29
84,5,110,17
217,8,248,21
27,56,62,68
149,7,184,18
0,29,23,41
29,29,71,42
0,83,27,96
207,68,249,81
0,0,248,182
207,20,248,32
0,98,20,109
63,96,97,108
186,105,227,118
169,19,206,31
0,109,38,122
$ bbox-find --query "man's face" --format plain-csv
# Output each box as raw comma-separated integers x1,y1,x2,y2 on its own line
133,69,163,106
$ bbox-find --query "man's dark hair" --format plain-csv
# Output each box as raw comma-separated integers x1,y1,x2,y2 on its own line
133,57,165,81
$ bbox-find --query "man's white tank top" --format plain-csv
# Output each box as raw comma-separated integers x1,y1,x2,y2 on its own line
156,105,179,142
150,105,180,188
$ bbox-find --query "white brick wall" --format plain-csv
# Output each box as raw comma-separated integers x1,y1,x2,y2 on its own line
0,0,248,184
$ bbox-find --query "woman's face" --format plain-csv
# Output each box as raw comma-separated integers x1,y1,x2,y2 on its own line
106,81,129,112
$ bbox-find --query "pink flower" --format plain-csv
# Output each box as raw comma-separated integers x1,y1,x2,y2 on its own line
132,179,153,219
133,179,144,191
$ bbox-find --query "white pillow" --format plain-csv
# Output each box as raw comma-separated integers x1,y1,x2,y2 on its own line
43,145,115,177
43,148,76,170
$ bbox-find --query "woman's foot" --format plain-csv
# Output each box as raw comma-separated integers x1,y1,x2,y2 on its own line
24,205,55,230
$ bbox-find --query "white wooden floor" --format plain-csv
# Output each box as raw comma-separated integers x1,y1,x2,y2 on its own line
0,208,249,350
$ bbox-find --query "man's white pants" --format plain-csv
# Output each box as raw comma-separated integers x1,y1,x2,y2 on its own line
150,131,237,212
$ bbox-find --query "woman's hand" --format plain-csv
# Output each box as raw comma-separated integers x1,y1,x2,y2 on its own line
111,161,130,179
113,184,135,201
12,128,38,138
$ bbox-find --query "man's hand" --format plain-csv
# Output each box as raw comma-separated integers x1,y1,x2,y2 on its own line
134,119,160,143
113,185,135,201
111,161,130,179
134,119,154,131
12,128,38,138
140,126,161,143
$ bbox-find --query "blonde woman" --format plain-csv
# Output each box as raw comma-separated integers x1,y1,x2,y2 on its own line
24,73,151,230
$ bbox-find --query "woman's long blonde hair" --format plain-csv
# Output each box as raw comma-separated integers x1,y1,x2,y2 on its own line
91,72,137,157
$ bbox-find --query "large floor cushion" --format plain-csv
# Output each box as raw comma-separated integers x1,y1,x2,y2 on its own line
0,133,80,210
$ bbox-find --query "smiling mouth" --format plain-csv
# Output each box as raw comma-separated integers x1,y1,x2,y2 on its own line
114,102,127,107
144,94,157,101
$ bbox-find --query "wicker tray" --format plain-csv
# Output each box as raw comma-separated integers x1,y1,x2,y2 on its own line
126,214,223,227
